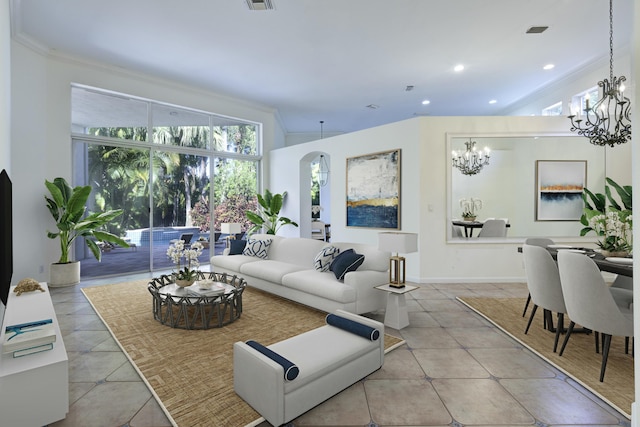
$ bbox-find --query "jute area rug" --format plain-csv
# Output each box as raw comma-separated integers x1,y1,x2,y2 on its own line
458,297,633,418
82,279,404,427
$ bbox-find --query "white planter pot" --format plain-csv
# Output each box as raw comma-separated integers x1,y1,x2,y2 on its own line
49,261,81,287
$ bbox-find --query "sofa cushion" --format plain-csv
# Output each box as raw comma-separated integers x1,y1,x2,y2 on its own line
281,270,357,303
229,239,247,255
266,237,326,268
212,254,260,272
314,245,340,272
330,249,365,281
246,340,299,381
243,238,273,259
240,260,308,283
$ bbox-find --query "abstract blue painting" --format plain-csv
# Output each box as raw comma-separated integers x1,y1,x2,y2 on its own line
346,149,401,229
536,160,586,221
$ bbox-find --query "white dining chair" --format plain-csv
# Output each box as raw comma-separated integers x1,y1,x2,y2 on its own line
477,219,507,237
521,237,556,317
522,244,567,352
557,251,634,382
311,220,326,241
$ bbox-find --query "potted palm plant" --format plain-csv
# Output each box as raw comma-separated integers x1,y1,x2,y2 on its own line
246,189,299,235
45,177,129,286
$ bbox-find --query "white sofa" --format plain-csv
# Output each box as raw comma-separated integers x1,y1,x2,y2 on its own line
234,309,384,426
210,234,390,314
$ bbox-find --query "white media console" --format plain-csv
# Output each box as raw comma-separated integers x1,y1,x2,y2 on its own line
0,282,69,426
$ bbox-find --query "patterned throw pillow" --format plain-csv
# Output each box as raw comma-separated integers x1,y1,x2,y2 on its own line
242,238,272,259
314,246,340,272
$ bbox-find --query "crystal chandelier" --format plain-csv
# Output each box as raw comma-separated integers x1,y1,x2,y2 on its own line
452,139,490,176
567,0,631,147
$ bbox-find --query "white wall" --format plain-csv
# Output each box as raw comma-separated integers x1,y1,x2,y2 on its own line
504,48,633,118
270,115,632,284
9,41,284,284
271,119,422,279
0,0,9,172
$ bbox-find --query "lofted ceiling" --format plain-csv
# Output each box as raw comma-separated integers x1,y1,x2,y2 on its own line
10,0,635,135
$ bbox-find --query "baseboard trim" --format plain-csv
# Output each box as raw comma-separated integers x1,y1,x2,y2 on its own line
413,276,526,284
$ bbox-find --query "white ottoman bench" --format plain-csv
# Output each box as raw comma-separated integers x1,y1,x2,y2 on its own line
234,309,384,426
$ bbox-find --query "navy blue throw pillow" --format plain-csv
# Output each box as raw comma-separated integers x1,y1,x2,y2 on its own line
245,340,299,381
329,249,365,281
326,314,380,341
229,239,247,255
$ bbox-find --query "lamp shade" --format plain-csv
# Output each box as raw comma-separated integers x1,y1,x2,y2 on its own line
378,232,418,254
221,223,242,234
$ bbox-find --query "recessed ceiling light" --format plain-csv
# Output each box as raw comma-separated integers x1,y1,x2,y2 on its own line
454,64,464,72
422,100,430,105
489,100,497,104
543,64,555,70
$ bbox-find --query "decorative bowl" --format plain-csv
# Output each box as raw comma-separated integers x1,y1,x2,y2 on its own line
175,279,195,288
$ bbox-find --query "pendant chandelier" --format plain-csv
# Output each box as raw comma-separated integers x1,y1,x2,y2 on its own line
318,121,329,187
567,0,631,147
452,139,490,176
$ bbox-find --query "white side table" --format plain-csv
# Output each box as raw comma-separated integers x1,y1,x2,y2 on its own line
375,283,418,329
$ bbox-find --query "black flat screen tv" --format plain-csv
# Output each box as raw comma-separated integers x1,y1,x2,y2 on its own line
0,169,12,308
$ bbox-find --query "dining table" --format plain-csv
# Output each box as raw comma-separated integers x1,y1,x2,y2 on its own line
542,246,632,277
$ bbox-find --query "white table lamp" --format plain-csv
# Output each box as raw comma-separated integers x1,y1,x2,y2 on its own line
221,223,242,247
378,232,418,287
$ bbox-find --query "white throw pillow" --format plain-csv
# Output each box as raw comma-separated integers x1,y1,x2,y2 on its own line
243,238,273,259
314,246,340,272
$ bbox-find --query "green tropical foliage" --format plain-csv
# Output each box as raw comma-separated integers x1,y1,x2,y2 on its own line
246,190,299,235
45,177,129,263
580,177,632,252
83,123,259,239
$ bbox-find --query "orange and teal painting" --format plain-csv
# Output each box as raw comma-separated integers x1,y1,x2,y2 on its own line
536,160,586,221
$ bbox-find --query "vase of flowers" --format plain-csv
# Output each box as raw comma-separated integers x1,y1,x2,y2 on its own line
460,197,482,222
581,177,632,257
167,240,204,287
587,211,632,257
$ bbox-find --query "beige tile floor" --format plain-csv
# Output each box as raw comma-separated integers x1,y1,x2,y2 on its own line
47,276,630,427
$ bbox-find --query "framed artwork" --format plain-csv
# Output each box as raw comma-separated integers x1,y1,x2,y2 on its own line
535,160,586,221
346,149,401,229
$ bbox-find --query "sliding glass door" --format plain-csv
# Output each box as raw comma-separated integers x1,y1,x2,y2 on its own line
151,151,211,270
75,143,152,276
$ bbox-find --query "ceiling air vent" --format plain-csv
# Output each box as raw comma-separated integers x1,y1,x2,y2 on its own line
526,26,548,34
246,0,274,10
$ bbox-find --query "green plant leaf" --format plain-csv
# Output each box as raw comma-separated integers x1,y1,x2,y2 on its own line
86,238,102,262
606,177,632,210
270,193,283,215
45,180,65,208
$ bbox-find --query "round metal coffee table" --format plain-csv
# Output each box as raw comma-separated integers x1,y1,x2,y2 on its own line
148,272,247,329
